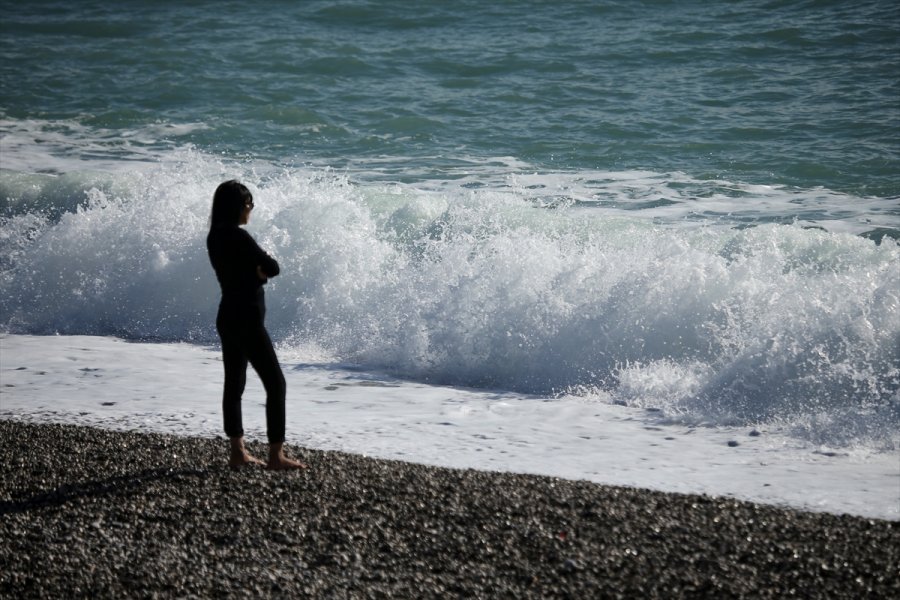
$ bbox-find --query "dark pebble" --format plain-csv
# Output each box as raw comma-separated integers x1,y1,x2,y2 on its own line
0,420,897,599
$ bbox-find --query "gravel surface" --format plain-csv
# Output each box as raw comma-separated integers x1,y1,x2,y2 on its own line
0,420,897,598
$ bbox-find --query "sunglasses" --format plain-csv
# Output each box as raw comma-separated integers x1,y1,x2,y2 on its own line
245,200,254,210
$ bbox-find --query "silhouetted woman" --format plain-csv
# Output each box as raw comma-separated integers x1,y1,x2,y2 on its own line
207,180,305,469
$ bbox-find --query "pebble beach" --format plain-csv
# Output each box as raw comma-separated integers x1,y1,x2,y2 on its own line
1,420,897,598
3,3,900,598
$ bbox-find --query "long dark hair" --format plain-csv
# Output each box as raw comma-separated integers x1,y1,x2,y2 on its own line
210,180,253,228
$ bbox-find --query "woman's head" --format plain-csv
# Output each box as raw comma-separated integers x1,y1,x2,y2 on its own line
211,180,254,227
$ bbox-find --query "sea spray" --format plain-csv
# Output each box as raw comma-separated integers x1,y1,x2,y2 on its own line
1,154,897,448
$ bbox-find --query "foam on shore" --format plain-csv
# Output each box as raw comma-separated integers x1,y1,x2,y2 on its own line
2,334,898,520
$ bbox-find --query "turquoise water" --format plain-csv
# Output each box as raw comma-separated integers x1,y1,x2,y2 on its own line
1,1,898,447
2,0,899,197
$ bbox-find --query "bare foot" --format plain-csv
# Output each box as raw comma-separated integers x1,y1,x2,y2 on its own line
267,442,308,470
266,454,308,470
228,436,265,469
230,452,265,469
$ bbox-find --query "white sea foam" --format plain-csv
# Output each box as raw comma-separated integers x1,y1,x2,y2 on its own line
1,334,897,520
0,147,898,451
337,157,900,237
0,117,208,173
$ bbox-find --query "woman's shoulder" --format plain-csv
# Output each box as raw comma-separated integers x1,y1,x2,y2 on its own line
208,225,252,238
207,225,243,248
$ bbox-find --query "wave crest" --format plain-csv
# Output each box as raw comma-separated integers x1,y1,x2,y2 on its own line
1,150,897,447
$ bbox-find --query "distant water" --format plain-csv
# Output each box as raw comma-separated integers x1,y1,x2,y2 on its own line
1,1,898,450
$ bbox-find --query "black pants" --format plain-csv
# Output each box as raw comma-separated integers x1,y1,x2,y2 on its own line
216,309,286,444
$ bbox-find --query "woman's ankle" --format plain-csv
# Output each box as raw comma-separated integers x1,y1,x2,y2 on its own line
268,441,285,460
230,436,247,454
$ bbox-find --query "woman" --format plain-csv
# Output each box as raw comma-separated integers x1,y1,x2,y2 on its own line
207,180,305,470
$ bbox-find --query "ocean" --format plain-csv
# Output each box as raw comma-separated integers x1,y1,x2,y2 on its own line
1,0,899,486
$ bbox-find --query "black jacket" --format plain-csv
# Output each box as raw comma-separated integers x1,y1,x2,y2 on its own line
207,225,280,320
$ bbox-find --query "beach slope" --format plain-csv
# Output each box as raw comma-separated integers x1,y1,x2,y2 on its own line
0,420,897,598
